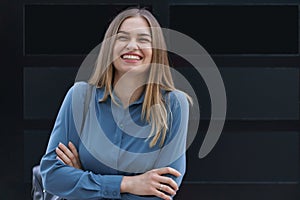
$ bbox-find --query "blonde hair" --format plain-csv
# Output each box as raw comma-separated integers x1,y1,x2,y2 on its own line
89,8,191,147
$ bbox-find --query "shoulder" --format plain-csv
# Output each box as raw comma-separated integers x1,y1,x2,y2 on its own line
64,81,90,95
70,81,94,96
72,81,91,91
62,81,94,107
164,89,190,111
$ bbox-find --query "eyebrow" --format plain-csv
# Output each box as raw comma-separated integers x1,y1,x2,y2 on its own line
117,30,151,37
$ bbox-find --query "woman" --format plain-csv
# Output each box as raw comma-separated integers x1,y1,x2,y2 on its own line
40,7,191,200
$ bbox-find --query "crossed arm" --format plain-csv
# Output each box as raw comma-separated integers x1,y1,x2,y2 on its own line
56,141,181,200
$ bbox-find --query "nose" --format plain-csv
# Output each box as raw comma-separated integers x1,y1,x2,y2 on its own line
126,39,139,50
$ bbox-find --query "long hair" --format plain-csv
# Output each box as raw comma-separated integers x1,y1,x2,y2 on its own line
89,8,191,147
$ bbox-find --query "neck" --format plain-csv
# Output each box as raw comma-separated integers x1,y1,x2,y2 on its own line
113,71,146,107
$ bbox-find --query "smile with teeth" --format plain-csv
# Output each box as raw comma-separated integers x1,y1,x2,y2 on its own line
121,54,142,60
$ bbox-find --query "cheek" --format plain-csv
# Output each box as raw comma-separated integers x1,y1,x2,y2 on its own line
112,46,117,58
113,42,123,55
144,49,153,61
112,48,121,65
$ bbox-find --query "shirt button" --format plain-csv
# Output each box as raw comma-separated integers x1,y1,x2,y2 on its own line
113,191,117,196
119,123,124,129
104,191,108,195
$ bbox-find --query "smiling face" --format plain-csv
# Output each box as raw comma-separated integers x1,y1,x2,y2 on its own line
112,16,153,79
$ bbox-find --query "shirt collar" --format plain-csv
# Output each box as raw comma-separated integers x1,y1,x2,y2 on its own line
96,87,106,102
130,92,145,105
97,87,145,106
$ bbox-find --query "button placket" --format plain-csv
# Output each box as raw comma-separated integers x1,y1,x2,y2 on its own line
116,107,126,171
118,107,127,132
119,122,124,130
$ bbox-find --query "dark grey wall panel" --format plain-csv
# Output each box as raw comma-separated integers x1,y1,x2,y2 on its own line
175,67,299,120
25,5,151,55
185,131,299,182
222,67,299,120
24,130,51,182
171,0,300,3
175,183,300,200
24,67,77,119
170,5,298,54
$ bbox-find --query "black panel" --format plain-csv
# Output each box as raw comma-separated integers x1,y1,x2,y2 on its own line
24,130,51,182
175,67,299,120
25,5,152,55
185,131,299,182
174,183,300,200
24,67,77,119
222,67,299,120
170,5,298,54
171,0,300,3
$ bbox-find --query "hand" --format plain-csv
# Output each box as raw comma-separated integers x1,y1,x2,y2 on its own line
55,141,82,169
121,167,181,200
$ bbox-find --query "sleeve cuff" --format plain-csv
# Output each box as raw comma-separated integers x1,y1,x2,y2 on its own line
100,175,123,199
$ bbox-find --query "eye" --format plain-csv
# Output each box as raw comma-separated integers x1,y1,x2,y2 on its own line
139,38,151,43
117,36,129,41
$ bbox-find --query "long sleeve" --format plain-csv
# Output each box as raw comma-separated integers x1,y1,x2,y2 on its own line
153,90,189,196
121,90,189,200
40,82,123,200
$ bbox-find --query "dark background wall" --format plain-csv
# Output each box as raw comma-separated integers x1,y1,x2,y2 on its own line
0,0,299,199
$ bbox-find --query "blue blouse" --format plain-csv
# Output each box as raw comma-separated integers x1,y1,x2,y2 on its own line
40,82,189,200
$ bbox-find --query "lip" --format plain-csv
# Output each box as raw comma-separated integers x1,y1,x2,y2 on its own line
121,52,143,59
122,58,140,63
120,52,143,64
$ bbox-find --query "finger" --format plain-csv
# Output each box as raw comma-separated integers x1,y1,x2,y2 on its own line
55,147,73,167
68,141,79,158
155,167,181,177
153,189,172,200
56,156,64,163
158,183,176,196
58,142,76,163
156,176,178,192
68,142,81,168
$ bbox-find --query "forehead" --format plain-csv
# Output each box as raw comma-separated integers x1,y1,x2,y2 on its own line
118,16,151,34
